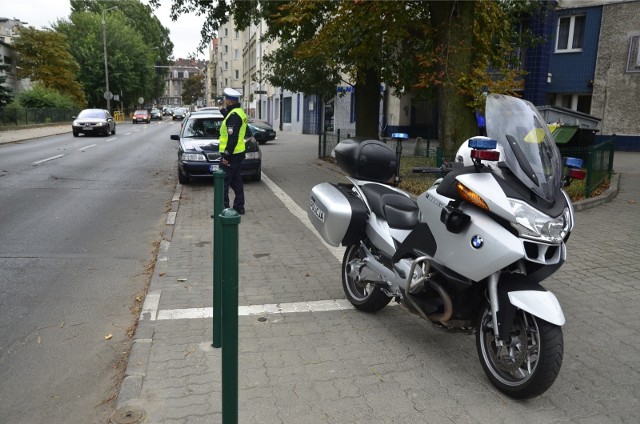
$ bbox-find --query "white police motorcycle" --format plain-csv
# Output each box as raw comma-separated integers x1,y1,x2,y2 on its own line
308,94,585,398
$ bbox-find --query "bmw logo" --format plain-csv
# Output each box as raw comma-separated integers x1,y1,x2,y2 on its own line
471,235,484,249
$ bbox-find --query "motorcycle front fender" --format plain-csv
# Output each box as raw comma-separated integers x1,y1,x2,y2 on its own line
507,290,565,326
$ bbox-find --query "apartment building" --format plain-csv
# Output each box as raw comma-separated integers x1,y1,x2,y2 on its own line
159,58,207,108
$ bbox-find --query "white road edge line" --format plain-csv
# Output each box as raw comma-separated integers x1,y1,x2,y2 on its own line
78,144,97,151
261,171,344,262
32,154,64,165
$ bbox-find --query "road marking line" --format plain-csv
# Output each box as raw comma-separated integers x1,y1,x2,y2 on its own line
32,154,64,165
262,172,344,262
156,299,361,321
78,144,97,151
141,291,161,321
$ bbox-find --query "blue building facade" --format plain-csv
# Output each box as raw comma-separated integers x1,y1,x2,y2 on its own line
546,5,602,113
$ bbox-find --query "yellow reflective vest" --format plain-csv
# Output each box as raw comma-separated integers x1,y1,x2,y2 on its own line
219,106,247,154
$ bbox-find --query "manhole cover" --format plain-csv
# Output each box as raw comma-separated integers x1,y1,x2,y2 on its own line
110,406,146,424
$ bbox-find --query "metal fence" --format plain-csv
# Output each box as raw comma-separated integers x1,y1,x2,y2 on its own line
317,130,440,160
559,137,615,199
319,130,615,199
0,108,78,127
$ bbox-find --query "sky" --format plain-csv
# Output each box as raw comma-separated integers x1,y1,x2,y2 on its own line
2,0,208,60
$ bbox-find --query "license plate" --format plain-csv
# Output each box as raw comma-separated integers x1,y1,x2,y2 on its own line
210,164,219,172
83,126,92,131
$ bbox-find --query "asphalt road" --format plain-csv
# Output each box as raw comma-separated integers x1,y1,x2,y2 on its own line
0,120,179,423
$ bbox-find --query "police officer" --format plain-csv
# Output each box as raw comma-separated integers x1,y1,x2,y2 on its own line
219,87,247,214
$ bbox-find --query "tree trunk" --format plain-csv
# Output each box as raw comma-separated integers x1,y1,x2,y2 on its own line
355,67,381,139
431,0,478,160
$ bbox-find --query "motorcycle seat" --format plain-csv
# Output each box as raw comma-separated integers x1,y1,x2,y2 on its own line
361,184,419,229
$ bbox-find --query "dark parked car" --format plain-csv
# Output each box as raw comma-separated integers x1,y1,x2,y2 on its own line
171,112,262,184
248,119,276,143
172,108,187,120
150,108,162,120
72,109,116,137
132,109,151,124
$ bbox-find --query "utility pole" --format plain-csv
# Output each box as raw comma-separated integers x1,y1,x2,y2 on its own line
102,6,118,112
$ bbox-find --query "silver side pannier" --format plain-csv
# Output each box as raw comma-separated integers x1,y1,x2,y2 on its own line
308,183,368,247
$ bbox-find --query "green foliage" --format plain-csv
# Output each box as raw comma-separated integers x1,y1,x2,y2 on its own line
14,82,79,109
71,0,173,97
55,10,157,110
12,27,86,107
158,0,548,145
181,73,205,105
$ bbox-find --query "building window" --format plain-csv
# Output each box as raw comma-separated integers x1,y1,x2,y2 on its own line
235,70,239,79
224,45,228,54
283,97,292,123
234,49,239,59
225,62,228,70
224,28,228,37
556,15,585,52
626,35,640,73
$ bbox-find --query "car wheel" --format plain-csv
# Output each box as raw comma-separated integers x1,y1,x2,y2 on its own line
178,167,190,184
73,131,79,137
112,126,116,135
132,120,136,124
251,169,262,182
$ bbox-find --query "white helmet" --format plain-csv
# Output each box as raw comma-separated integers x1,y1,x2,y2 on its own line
455,136,504,167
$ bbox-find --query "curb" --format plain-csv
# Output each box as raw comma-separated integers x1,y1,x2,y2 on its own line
571,172,620,211
112,183,183,421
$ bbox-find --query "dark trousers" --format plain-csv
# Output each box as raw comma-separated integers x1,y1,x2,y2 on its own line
222,155,244,210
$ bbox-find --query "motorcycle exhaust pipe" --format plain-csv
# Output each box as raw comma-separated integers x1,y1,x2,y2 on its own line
426,280,453,323
403,280,453,324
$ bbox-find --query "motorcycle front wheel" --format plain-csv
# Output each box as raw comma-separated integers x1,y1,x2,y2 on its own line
476,301,563,399
342,243,392,313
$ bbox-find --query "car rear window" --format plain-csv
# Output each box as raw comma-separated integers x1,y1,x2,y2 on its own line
134,110,147,114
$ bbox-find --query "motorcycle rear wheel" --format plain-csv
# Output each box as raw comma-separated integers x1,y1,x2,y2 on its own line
342,243,392,312
476,301,563,399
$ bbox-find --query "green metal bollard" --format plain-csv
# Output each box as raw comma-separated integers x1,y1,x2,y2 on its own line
212,169,225,348
220,208,241,424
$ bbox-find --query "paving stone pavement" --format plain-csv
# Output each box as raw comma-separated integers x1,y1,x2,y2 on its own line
3,126,638,423
108,130,640,424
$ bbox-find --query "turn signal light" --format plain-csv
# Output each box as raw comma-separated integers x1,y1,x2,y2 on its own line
457,182,489,211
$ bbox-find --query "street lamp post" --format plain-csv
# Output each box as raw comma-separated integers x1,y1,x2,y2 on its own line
102,6,118,112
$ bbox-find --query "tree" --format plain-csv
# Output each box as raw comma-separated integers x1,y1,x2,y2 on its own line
156,0,542,156
182,73,204,105
12,27,86,107
55,11,156,110
70,0,174,101
0,63,14,107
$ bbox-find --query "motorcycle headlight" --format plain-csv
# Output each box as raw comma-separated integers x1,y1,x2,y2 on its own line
509,199,570,243
181,153,206,162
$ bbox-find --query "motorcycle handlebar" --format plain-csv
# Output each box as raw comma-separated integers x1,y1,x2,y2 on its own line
412,166,451,175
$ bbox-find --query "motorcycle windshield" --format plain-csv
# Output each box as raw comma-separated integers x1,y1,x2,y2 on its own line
485,94,563,204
